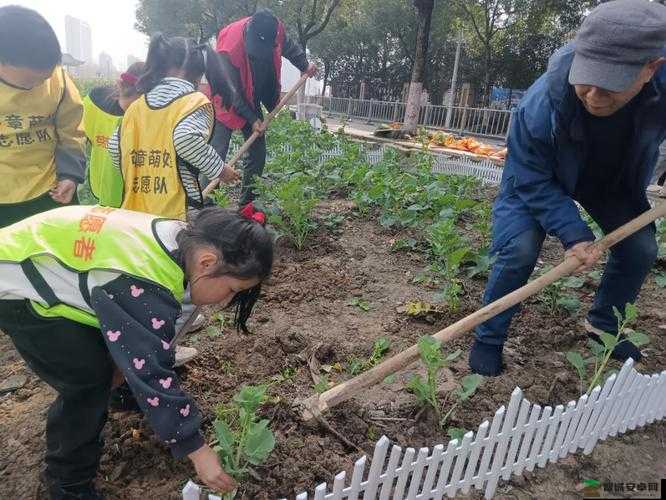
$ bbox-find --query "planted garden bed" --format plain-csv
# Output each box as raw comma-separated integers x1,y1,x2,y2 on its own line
1,114,665,499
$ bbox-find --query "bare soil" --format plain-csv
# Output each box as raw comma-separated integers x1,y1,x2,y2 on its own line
1,195,665,499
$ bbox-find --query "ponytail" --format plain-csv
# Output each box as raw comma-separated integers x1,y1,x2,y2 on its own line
203,45,232,106
136,33,171,94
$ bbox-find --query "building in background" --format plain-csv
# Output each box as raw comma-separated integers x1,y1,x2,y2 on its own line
98,52,117,79
65,15,93,78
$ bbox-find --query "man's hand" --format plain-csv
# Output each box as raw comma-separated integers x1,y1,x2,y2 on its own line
252,120,266,136
303,63,317,78
49,179,77,204
218,165,241,184
565,241,602,273
189,445,237,493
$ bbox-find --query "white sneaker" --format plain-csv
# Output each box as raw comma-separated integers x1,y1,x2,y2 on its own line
174,346,199,367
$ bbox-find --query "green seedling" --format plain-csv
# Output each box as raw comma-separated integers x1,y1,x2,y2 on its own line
566,303,649,394
407,336,462,419
213,385,275,497
346,338,391,376
350,297,371,312
271,366,297,384
440,374,483,428
538,269,584,314
313,375,330,394
263,176,319,250
347,357,364,376
206,325,223,338
367,337,391,367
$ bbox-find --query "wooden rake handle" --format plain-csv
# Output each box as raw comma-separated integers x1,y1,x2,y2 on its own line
202,73,311,198
300,201,666,420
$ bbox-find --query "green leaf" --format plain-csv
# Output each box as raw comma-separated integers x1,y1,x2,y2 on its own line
406,375,430,403
373,337,391,356
234,385,267,414
624,303,638,323
417,336,443,369
447,427,466,442
347,358,364,376
566,351,586,371
383,374,396,384
313,376,329,394
625,330,650,347
350,297,370,312
599,332,619,351
243,419,276,466
556,295,581,313
456,374,483,400
587,339,606,357
213,420,235,459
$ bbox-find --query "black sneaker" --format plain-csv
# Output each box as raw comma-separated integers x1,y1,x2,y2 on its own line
468,340,504,376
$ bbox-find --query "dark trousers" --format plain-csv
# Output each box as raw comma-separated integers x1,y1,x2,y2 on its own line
209,119,266,205
0,192,77,229
0,300,112,484
476,197,658,345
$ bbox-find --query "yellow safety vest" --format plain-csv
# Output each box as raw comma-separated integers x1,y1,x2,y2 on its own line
82,94,124,207
0,68,70,203
0,205,185,327
119,92,211,220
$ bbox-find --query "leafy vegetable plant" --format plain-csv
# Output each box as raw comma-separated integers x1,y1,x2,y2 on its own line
213,385,276,495
259,175,319,250
407,336,462,418
566,303,649,394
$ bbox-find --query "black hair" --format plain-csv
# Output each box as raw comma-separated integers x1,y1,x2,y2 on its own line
176,207,273,333
137,33,225,95
0,6,61,71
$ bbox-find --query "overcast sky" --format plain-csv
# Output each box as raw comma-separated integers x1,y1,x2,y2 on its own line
0,0,321,92
0,0,148,70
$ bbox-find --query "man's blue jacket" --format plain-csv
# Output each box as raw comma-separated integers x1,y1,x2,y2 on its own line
493,43,666,251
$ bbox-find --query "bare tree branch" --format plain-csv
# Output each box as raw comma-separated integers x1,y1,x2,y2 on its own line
304,0,320,34
305,0,342,42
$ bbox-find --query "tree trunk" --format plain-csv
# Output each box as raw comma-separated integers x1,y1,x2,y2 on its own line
403,0,434,134
322,61,331,97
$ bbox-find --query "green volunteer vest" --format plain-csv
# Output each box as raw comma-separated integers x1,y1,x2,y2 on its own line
82,95,124,207
0,205,185,327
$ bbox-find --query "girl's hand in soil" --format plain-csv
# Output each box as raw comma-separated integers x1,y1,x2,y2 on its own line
189,444,237,493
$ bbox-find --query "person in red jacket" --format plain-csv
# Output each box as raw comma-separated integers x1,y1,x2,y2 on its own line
207,9,316,206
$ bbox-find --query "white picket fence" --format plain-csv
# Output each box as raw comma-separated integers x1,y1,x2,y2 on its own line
183,359,666,500
239,141,504,185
